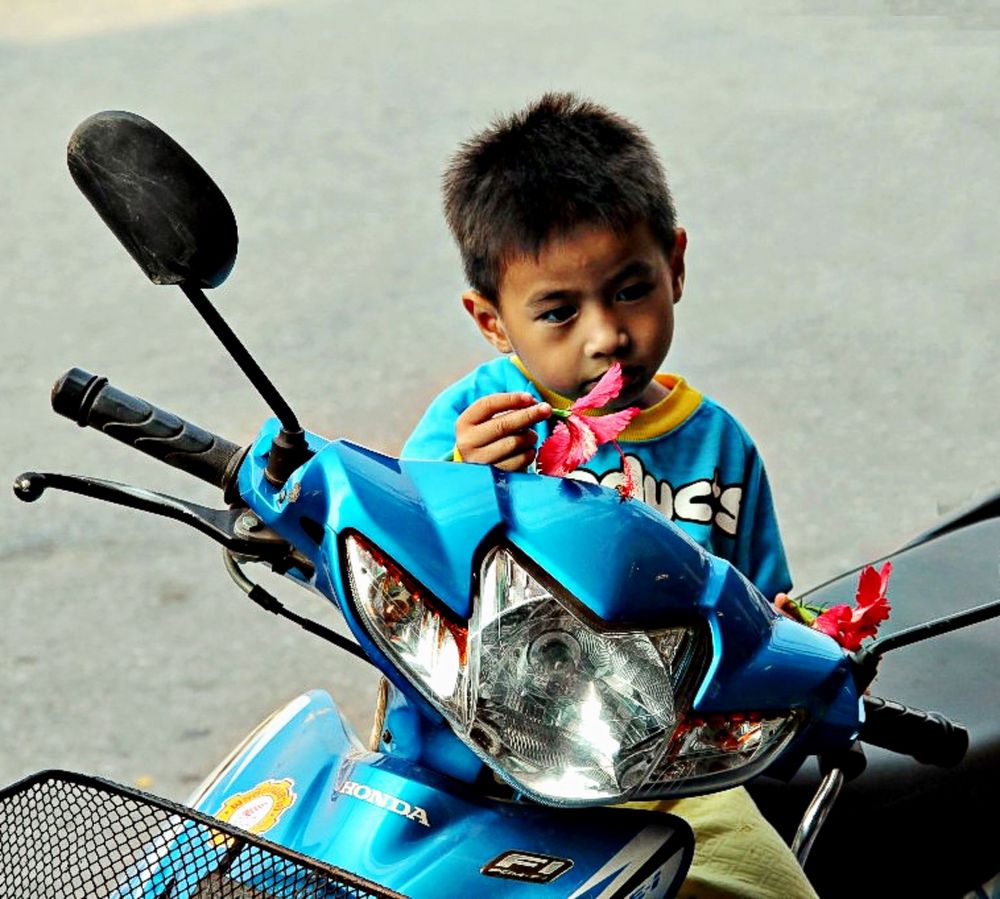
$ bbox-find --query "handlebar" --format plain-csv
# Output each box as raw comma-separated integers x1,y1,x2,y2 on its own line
51,367,244,491
861,695,968,767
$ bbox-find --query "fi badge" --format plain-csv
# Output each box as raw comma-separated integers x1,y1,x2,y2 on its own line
215,779,297,835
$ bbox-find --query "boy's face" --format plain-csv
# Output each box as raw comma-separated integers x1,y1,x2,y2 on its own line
464,222,686,409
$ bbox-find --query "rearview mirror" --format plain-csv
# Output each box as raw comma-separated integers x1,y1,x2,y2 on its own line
67,110,237,288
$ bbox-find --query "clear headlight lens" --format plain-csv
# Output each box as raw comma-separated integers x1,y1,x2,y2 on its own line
347,535,800,804
466,547,703,802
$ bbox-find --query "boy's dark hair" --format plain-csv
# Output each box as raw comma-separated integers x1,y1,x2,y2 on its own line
443,92,677,303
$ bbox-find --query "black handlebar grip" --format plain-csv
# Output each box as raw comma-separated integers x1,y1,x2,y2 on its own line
861,695,969,767
51,367,244,490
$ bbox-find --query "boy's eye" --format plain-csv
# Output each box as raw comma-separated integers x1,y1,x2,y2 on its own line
537,305,576,324
615,282,652,302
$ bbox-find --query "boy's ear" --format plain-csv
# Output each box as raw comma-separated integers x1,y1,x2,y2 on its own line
462,290,513,353
669,227,687,304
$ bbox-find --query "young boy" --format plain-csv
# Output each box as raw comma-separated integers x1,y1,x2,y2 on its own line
403,92,791,603
402,93,816,898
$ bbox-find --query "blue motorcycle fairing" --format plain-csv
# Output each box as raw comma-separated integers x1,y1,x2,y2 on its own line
241,421,719,628
238,423,862,787
190,690,693,899
239,420,502,618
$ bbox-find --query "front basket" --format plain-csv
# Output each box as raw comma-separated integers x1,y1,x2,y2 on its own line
0,770,405,899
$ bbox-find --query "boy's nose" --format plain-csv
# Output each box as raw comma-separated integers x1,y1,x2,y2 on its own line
583,308,628,357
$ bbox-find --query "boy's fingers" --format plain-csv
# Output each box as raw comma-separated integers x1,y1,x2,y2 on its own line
481,403,551,443
462,430,537,464
462,392,543,426
456,393,550,466
457,402,549,452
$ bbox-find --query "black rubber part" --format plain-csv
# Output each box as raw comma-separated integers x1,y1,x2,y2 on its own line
861,695,969,767
51,367,242,490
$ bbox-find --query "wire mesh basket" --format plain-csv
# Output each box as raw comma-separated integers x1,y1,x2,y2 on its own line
0,770,406,899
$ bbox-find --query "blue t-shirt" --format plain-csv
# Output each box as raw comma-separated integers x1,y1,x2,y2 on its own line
402,356,792,599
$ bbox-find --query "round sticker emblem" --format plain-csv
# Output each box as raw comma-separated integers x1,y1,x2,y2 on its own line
215,779,297,835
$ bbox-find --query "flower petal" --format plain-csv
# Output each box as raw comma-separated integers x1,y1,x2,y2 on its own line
856,561,892,607
878,561,893,594
572,362,626,412
562,415,599,469
813,604,851,629
813,604,862,650
855,565,880,606
585,407,641,444
851,596,891,637
536,421,573,476
536,416,599,476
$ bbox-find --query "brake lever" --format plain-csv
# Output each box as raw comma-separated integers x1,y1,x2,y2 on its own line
13,471,313,578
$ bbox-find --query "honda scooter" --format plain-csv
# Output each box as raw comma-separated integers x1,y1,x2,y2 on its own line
2,111,995,898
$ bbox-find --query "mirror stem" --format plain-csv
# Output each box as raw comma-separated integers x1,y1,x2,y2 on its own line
180,282,311,485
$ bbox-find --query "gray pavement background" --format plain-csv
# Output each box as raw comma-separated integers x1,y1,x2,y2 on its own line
1,1,998,800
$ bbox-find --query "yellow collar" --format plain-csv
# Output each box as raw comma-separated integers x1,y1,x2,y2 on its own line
511,357,703,442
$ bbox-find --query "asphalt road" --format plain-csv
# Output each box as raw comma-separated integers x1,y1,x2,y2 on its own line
2,1,998,801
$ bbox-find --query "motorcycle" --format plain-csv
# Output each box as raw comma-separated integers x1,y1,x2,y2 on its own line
1,110,995,899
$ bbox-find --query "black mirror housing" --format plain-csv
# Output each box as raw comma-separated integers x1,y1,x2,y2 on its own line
67,110,238,288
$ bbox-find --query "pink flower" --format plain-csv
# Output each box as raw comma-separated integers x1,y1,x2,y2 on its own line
536,363,640,496
809,562,892,651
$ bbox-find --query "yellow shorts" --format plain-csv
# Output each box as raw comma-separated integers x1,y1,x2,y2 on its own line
624,787,818,899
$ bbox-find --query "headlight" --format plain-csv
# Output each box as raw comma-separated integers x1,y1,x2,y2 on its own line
347,535,801,804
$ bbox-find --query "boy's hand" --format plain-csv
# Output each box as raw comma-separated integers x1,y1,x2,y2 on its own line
456,392,552,472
